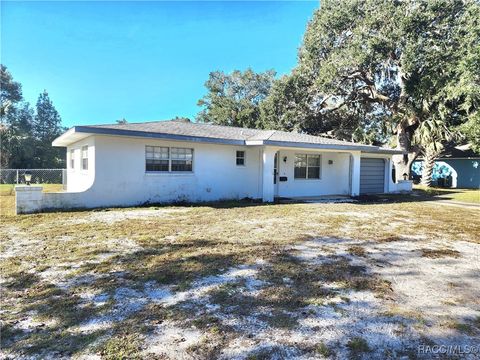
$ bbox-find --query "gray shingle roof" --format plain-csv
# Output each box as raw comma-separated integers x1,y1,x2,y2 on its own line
88,119,264,141
86,119,364,146
55,119,402,154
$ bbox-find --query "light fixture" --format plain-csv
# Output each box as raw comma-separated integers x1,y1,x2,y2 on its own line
24,171,32,186
402,173,408,181
283,156,287,163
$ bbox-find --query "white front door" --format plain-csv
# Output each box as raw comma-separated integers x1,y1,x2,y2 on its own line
273,151,279,197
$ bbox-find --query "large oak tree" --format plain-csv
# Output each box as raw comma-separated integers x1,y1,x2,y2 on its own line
265,0,479,181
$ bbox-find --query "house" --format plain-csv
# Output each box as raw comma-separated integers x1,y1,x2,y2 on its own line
411,144,480,189
15,119,411,214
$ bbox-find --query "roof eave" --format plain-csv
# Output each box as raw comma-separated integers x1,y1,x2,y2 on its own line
52,127,89,147
262,140,402,154
53,126,246,147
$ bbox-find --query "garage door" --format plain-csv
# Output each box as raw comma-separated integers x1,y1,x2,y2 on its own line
360,158,385,194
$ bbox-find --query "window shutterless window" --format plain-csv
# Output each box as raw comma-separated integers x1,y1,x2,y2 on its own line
171,147,193,171
236,151,245,166
70,149,75,169
294,154,321,179
81,146,88,170
146,146,169,171
145,146,193,172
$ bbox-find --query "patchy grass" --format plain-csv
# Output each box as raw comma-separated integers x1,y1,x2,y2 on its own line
1,200,479,358
348,245,366,257
347,337,371,355
421,248,461,258
314,342,333,357
445,321,476,336
413,185,480,204
99,334,143,360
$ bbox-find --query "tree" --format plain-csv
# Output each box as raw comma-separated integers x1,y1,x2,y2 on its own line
197,68,276,128
1,67,67,169
0,65,22,118
260,71,388,144
1,65,25,167
275,0,479,181
33,90,65,168
0,103,35,168
413,119,455,187
461,113,480,153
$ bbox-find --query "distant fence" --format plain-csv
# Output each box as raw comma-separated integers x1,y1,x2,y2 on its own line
0,169,66,187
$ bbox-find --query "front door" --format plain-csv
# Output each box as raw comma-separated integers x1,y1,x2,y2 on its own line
273,152,279,196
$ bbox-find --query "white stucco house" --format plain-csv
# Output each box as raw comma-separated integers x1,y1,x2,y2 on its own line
15,119,412,214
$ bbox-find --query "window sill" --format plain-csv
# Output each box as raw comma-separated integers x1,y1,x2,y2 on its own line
145,172,194,176
293,178,322,181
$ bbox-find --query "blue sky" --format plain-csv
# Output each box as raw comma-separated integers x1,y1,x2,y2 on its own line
1,1,318,127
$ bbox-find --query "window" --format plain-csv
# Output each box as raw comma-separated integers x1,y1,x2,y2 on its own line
146,146,193,172
81,146,88,170
70,149,75,169
146,146,169,171
171,147,193,171
294,154,321,179
236,150,245,166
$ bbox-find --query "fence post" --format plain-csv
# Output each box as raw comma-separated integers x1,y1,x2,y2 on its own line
62,169,67,189
16,170,19,184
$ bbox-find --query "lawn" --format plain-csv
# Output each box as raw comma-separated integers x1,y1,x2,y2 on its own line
1,199,479,359
413,185,480,204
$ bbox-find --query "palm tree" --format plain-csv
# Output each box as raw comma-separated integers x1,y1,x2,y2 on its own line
414,119,455,187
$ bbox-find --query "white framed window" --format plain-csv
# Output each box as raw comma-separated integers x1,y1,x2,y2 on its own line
146,146,169,171
81,146,88,170
171,147,193,171
294,154,321,179
146,146,193,172
236,150,245,166
70,149,75,169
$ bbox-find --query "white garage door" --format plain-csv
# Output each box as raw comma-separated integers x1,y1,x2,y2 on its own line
360,158,385,194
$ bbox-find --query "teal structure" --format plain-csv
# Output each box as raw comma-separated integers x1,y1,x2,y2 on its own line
412,145,480,189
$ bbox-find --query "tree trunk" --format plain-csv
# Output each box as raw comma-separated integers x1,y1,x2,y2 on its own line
420,147,440,187
392,117,420,182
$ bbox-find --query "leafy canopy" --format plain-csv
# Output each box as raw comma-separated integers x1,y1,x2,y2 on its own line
197,68,276,128
1,65,66,168
265,0,479,156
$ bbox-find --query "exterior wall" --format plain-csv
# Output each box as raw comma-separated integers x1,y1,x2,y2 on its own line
440,159,479,189
393,180,413,192
411,158,480,189
15,186,44,214
16,136,265,213
15,135,407,214
66,137,96,192
275,150,353,197
89,135,263,205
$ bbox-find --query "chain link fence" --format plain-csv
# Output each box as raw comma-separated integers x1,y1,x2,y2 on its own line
0,169,67,187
